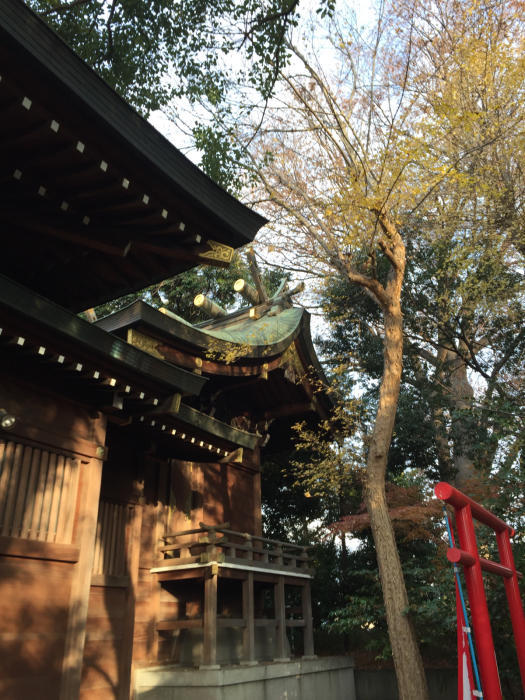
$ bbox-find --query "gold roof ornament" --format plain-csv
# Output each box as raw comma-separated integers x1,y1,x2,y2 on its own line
198,240,235,266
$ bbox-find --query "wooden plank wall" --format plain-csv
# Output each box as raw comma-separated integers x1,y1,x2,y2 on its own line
0,441,96,700
79,427,144,700
166,460,258,535
0,432,81,700
0,439,79,543
80,584,128,700
127,455,261,674
0,554,74,699
0,376,106,700
76,448,263,695
131,456,166,671
92,501,132,578
80,498,136,700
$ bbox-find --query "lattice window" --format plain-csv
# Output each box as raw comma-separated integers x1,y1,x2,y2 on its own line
0,439,80,543
92,500,134,577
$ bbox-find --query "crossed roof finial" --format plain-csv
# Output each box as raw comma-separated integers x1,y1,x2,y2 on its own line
194,248,304,321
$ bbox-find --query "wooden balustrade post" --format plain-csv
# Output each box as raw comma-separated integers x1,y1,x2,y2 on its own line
274,576,289,661
302,546,309,570
241,572,256,665
201,563,219,668
275,544,283,565
301,582,316,658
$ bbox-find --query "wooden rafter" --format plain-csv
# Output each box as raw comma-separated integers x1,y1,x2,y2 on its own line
2,211,132,257
132,240,199,261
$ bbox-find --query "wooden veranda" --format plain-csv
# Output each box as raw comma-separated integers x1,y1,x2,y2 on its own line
151,523,315,667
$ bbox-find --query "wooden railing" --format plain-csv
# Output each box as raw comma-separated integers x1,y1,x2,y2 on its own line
158,522,312,573
155,524,315,665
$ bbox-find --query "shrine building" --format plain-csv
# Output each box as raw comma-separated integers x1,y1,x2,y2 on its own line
0,2,355,698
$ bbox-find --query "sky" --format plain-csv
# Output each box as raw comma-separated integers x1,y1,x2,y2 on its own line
148,0,377,163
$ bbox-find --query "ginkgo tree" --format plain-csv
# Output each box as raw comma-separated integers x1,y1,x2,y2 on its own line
215,1,524,697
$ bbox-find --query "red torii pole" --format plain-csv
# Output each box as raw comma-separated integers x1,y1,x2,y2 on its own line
435,482,525,700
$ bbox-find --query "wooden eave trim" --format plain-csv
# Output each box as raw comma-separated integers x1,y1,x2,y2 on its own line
177,404,258,450
0,115,199,311
294,312,330,381
135,406,258,456
293,314,335,417
156,345,283,377
0,535,80,563
0,274,206,397
0,0,266,246
2,424,106,462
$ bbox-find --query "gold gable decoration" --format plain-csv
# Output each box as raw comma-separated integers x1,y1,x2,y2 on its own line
198,240,234,267
126,328,164,359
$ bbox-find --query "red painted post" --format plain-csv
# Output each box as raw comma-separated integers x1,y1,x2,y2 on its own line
496,529,525,690
435,483,511,533
455,503,502,700
435,482,525,699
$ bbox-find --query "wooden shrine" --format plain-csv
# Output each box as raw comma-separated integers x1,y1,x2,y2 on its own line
94,295,331,675
0,3,356,700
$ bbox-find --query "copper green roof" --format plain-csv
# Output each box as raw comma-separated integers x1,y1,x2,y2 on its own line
194,308,303,348
97,302,305,360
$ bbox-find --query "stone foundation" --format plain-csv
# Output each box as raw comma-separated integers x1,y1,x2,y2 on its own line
161,625,286,667
135,656,355,700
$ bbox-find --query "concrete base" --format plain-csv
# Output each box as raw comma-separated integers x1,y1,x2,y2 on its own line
135,656,355,700
167,625,285,666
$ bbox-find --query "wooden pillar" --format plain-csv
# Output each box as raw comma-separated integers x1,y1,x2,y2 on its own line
118,502,143,699
59,452,104,700
242,572,256,665
302,581,316,658
274,576,289,661
201,564,219,668
150,459,168,663
252,449,262,537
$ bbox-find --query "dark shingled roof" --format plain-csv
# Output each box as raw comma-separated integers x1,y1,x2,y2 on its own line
0,0,266,310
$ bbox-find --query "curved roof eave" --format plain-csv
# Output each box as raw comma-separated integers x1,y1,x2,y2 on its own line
97,302,306,360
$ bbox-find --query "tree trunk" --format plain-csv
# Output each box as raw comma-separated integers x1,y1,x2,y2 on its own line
448,347,477,488
431,345,455,481
433,337,477,489
364,304,430,700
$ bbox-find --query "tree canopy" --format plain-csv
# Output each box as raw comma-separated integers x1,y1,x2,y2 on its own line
28,0,334,115
244,1,524,696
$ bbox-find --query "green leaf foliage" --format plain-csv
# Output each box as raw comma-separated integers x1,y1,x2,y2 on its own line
28,0,334,116
94,252,285,323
